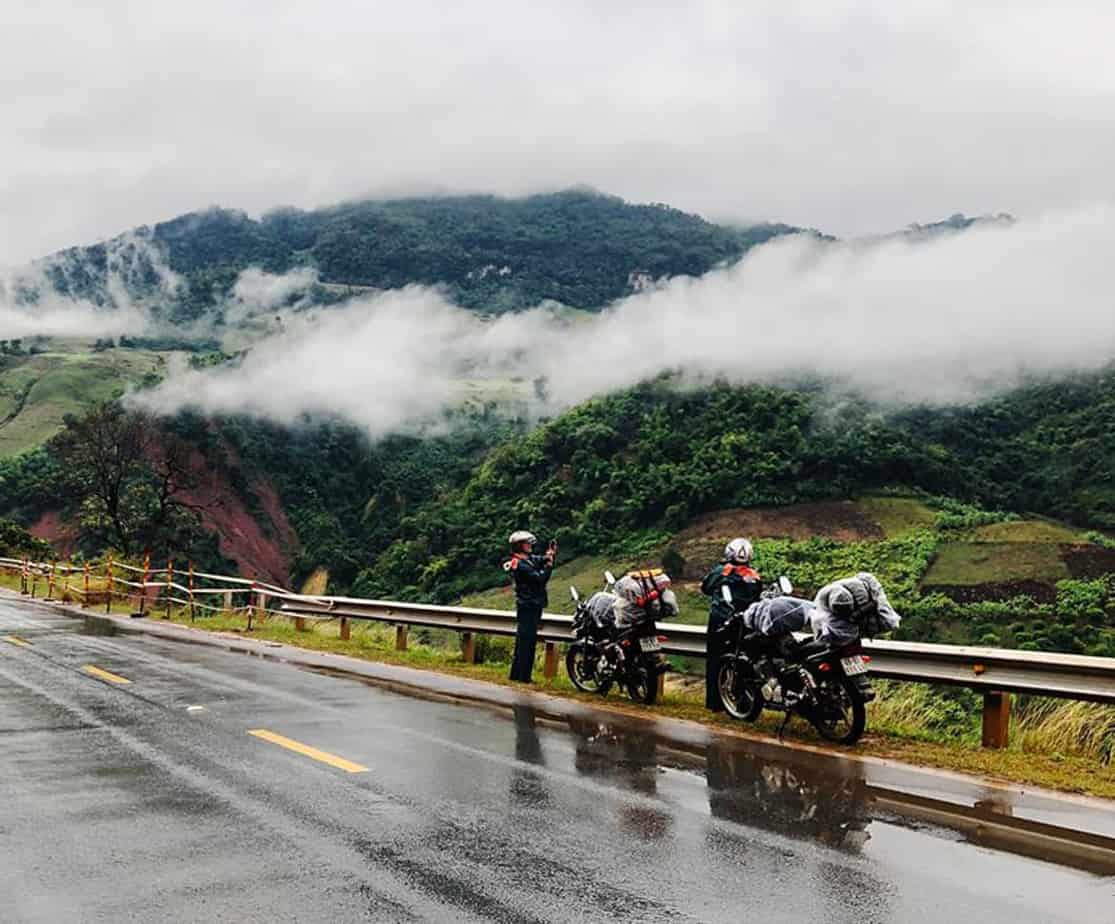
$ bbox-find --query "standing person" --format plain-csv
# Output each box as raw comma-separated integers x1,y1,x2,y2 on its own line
504,530,557,683
699,538,762,711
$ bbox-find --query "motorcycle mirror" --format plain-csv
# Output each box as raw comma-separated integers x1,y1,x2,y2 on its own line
779,575,793,594
721,584,733,604
569,586,579,602
604,570,616,586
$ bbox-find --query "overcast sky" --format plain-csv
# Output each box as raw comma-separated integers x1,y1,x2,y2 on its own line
3,1,1113,263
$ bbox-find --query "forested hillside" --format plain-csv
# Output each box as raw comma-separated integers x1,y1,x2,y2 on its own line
35,190,796,322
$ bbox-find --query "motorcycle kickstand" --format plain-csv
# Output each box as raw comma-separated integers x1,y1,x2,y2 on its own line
776,711,792,741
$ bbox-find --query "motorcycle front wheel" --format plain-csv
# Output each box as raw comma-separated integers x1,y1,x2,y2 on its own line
566,644,610,695
717,659,763,721
810,676,867,745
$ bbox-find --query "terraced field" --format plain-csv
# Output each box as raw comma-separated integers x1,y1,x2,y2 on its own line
0,347,168,457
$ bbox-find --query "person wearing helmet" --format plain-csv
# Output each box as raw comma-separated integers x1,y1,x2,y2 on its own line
504,530,557,682
699,538,762,710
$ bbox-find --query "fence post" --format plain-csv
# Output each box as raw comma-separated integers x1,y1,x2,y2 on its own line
294,616,308,632
254,589,267,625
223,590,233,612
461,631,477,664
137,552,151,616
656,672,666,701
188,562,196,622
164,559,173,619
30,563,38,598
395,625,408,651
82,562,90,608
543,642,558,679
46,563,55,601
20,558,28,595
339,617,350,641
981,691,1011,749
105,556,113,614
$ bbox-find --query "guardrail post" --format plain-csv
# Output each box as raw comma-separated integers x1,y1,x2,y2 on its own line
105,557,113,614
46,563,55,601
294,616,308,632
395,625,408,651
656,672,666,700
339,617,350,641
223,590,233,612
82,563,90,608
254,590,267,624
543,642,558,679
981,691,1012,749
461,631,477,664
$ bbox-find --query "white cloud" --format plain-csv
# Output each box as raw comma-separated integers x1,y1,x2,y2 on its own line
138,205,1115,434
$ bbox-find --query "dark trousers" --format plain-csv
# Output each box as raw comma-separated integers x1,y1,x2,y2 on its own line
510,604,542,682
706,612,727,710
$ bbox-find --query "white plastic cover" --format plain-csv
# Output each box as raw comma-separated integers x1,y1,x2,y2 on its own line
742,596,814,637
811,572,901,645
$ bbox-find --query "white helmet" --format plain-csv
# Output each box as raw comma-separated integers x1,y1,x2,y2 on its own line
724,537,754,564
508,530,537,549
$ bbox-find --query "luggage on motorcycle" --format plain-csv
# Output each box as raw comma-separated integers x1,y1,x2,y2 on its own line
614,569,676,626
585,591,618,629
812,572,901,644
742,596,813,637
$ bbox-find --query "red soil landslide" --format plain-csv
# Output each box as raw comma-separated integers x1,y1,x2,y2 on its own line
178,447,297,586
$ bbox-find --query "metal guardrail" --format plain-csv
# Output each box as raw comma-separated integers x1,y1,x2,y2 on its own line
276,592,1115,748
276,594,1115,701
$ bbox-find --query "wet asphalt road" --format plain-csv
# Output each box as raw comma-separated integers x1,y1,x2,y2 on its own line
2,596,1114,923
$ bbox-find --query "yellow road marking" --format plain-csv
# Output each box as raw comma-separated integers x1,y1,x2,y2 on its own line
248,729,368,774
2,635,31,647
83,664,132,685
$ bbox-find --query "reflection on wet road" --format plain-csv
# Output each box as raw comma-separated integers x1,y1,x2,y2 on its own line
1,595,1113,922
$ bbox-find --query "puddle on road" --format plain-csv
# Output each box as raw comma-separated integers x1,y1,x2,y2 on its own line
79,617,118,637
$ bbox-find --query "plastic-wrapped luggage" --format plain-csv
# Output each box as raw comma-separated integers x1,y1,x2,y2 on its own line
741,596,814,637
812,572,901,645
613,569,678,627
584,591,618,630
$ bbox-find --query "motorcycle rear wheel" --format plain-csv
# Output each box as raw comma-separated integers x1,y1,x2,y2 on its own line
566,645,608,695
717,660,763,721
627,662,659,705
811,676,866,745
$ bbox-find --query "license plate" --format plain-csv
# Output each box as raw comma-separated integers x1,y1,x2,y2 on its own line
841,655,868,676
639,637,661,653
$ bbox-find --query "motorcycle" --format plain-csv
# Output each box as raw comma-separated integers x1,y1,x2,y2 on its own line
715,579,875,745
566,571,671,705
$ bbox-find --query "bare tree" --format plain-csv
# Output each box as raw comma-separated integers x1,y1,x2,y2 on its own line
51,402,201,555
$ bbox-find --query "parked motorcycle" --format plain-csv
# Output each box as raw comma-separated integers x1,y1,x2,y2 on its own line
566,571,672,705
715,579,875,745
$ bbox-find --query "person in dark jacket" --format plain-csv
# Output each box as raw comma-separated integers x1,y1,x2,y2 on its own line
699,538,762,710
504,530,557,682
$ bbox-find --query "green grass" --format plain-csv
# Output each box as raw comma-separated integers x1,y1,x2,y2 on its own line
970,519,1085,543
0,348,168,457
857,496,937,538
923,541,1069,586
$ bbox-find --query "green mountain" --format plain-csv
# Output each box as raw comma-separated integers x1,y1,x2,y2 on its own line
33,189,797,323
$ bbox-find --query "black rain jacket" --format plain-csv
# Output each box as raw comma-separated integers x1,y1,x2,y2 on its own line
504,553,552,609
